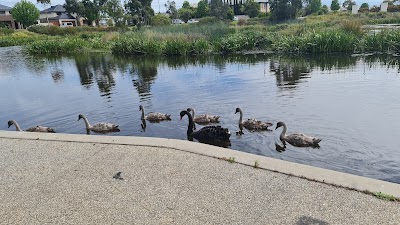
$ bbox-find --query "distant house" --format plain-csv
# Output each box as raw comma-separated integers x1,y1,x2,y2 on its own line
225,0,270,15
0,4,21,29
39,5,81,26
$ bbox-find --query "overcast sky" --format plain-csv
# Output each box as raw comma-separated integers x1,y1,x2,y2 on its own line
1,0,384,13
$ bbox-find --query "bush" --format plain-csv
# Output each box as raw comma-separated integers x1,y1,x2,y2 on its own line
198,16,219,24
151,14,171,26
341,20,363,35
238,18,246,26
0,27,14,35
370,6,380,12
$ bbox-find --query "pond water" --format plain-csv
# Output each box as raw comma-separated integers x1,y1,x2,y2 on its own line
1,46,400,183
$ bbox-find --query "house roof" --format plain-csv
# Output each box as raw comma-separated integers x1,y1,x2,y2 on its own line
49,13,76,20
41,5,66,13
0,4,12,10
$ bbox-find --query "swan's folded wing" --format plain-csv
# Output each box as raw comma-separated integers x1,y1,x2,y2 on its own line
26,126,56,133
92,123,119,131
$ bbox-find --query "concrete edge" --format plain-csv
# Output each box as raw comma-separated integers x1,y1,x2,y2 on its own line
1,131,399,198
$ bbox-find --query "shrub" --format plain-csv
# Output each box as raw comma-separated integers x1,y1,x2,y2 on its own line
198,16,219,24
238,18,246,26
0,27,14,35
151,14,171,26
341,20,363,35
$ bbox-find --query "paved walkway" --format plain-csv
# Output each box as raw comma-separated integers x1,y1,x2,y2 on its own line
0,132,399,224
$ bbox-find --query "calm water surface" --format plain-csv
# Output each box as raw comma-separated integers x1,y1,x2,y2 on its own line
1,46,400,183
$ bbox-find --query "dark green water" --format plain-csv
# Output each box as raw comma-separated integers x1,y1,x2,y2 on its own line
1,46,400,183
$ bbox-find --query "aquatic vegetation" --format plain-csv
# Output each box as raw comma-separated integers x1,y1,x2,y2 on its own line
273,30,358,53
26,38,83,54
361,30,400,53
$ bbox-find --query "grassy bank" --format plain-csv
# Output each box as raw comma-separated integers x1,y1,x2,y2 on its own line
2,11,400,54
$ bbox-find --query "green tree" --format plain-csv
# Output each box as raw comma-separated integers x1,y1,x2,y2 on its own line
241,0,260,18
81,0,98,26
105,0,125,26
182,0,192,9
37,0,51,25
342,0,356,10
305,0,321,15
125,0,154,26
64,0,84,26
227,7,234,20
330,0,340,11
179,7,193,22
150,13,170,25
12,0,40,27
196,0,209,18
165,0,178,19
360,3,369,9
210,0,229,20
270,0,302,21
321,4,329,13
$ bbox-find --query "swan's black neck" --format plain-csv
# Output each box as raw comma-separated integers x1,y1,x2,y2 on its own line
183,111,195,135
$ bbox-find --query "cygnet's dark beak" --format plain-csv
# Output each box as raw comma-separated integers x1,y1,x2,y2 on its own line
275,126,278,130
180,116,182,121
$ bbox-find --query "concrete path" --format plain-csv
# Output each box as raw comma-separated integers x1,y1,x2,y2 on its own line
0,132,399,224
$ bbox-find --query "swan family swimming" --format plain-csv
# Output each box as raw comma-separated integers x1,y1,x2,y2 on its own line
5,106,321,148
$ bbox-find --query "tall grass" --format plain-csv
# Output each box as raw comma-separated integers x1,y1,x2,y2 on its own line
273,30,359,53
112,34,211,55
361,30,400,52
26,38,87,54
140,22,235,41
0,30,43,47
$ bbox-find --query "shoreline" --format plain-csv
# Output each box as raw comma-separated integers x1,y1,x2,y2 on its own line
1,130,399,199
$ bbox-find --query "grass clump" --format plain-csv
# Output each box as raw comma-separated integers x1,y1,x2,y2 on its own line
26,38,89,54
341,20,363,36
361,30,400,53
0,30,43,47
228,157,235,163
0,27,14,35
374,192,400,201
254,160,259,168
274,30,358,53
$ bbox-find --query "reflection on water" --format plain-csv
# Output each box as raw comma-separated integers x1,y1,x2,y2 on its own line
1,46,400,184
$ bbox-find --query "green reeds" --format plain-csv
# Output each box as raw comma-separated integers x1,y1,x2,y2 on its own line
26,38,89,54
361,30,400,52
273,30,359,53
